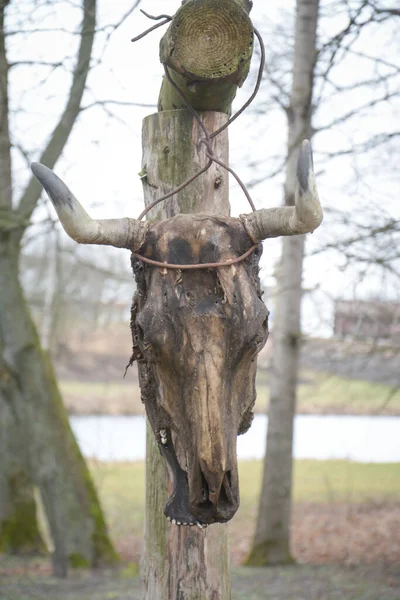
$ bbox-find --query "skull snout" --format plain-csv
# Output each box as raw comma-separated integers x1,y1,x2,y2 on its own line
189,457,239,524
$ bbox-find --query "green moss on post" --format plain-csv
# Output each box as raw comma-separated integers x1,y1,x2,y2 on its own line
158,0,254,113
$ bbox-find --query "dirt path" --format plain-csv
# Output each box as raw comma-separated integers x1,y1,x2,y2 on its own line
0,562,399,600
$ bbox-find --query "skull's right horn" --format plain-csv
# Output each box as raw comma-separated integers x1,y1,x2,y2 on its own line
240,140,323,241
31,163,148,250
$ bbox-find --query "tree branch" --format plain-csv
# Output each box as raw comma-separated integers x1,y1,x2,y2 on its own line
374,7,400,17
103,0,142,42
9,60,64,69
15,0,96,237
80,98,157,112
0,0,12,209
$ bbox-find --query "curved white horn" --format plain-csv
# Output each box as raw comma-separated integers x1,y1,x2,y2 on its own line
240,140,323,242
31,163,148,250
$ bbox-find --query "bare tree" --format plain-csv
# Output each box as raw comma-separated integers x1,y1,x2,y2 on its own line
0,0,120,575
245,0,399,565
246,0,320,565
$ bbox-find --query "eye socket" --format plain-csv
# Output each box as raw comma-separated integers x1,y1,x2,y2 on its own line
133,323,144,347
252,315,269,347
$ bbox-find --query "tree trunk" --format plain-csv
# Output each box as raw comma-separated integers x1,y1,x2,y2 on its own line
0,234,118,574
0,0,117,574
0,0,44,555
141,110,231,599
0,359,45,555
245,0,320,566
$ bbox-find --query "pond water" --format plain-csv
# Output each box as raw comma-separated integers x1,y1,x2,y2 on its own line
70,414,400,463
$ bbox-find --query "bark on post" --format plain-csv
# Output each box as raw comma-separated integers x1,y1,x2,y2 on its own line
137,3,257,595
141,110,231,599
245,0,320,566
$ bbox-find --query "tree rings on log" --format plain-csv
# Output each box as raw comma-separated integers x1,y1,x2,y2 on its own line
159,0,254,113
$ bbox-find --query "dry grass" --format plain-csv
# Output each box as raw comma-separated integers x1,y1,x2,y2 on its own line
87,459,400,567
1,459,399,600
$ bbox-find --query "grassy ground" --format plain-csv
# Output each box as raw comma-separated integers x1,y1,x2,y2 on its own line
90,459,400,524
89,460,400,564
60,370,400,415
0,564,399,600
1,459,399,599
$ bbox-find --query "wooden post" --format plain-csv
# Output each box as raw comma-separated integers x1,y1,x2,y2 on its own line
141,110,231,599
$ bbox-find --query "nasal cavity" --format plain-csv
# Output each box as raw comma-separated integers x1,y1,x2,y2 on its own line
201,468,233,508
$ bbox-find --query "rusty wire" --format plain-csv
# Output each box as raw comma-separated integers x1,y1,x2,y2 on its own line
131,10,172,42
131,13,266,271
132,244,258,271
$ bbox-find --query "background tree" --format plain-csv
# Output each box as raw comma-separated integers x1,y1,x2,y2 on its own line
245,0,399,565
0,0,123,575
22,237,133,358
245,0,320,566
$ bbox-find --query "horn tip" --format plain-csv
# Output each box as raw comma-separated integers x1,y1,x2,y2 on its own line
30,163,73,210
30,161,44,177
30,162,53,185
297,140,314,193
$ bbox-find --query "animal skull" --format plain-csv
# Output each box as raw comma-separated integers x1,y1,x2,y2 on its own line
31,140,322,526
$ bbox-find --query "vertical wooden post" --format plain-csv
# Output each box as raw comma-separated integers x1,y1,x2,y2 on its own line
141,110,232,599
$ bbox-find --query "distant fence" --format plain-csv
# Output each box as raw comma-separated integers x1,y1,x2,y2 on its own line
334,300,400,342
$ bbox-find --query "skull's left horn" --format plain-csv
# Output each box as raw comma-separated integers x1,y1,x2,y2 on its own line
31,163,148,250
240,140,323,241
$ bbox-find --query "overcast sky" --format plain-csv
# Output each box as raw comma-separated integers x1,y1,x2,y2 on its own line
6,0,400,336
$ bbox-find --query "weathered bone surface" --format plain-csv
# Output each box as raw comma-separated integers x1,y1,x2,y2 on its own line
130,215,268,524
30,139,321,525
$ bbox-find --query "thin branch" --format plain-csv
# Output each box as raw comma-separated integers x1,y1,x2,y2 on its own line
103,0,142,42
317,131,400,158
15,0,97,238
12,142,33,168
315,90,400,132
9,60,63,69
80,98,157,112
374,7,400,17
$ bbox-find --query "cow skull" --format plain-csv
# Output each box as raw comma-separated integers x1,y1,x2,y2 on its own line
31,140,322,526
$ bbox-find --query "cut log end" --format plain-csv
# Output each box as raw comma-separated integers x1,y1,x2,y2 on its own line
158,0,254,113
162,0,253,83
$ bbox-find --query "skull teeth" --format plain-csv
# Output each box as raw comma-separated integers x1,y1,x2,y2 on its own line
167,518,206,527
